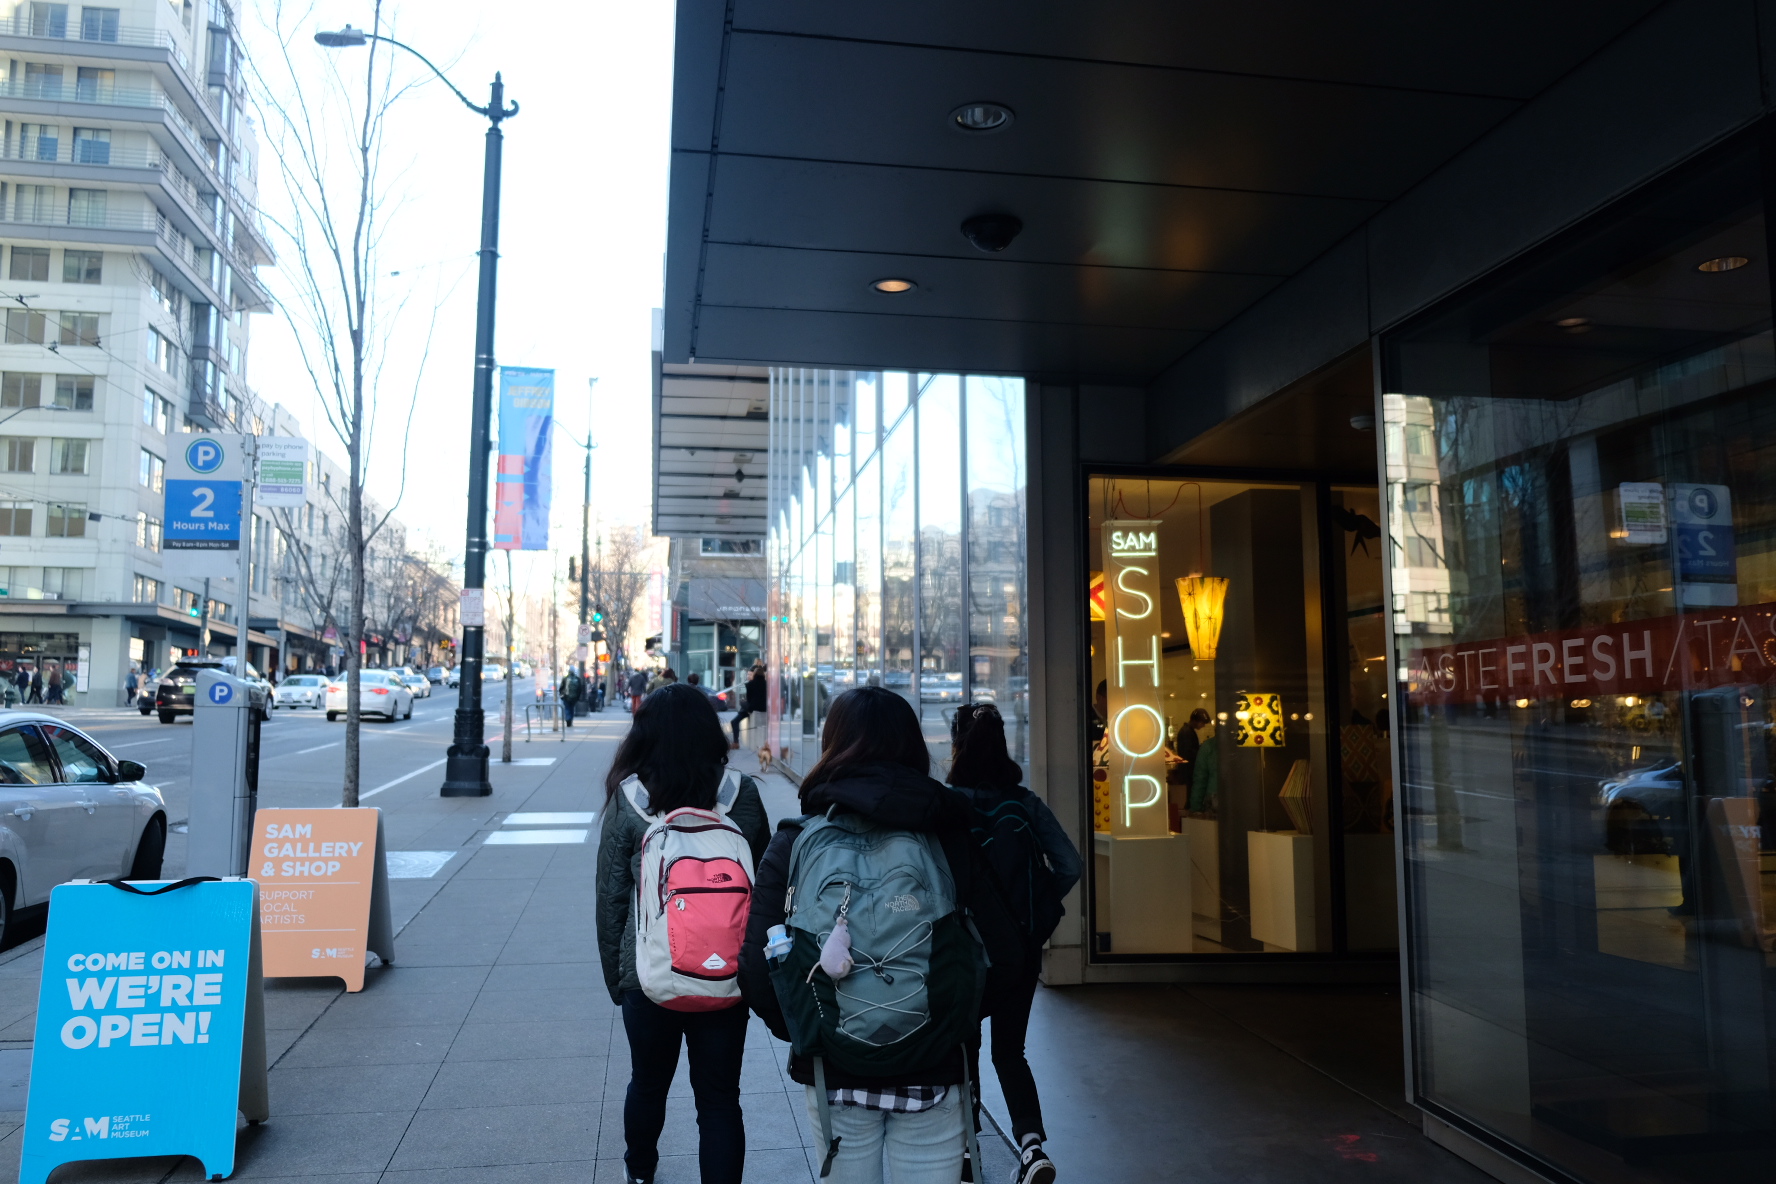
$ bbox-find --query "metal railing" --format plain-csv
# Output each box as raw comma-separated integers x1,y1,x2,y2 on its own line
0,141,203,206
0,12,192,72
523,699,567,741
0,79,211,175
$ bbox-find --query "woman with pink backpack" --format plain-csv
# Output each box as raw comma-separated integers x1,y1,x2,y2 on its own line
596,682,772,1184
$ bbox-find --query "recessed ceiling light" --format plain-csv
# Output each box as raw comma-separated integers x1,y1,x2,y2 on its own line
871,278,915,294
1697,255,1750,272
950,102,1013,133
1555,316,1589,327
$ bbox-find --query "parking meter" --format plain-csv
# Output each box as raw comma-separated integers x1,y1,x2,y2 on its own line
187,669,261,878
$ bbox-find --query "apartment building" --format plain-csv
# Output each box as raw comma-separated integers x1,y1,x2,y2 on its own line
0,0,278,700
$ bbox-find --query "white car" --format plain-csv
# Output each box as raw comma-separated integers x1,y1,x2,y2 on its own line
400,671,431,699
485,664,506,682
446,667,461,688
273,674,328,710
0,714,167,942
324,671,414,721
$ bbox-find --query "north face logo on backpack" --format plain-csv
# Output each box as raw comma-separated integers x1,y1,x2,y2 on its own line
708,872,733,883
887,894,921,912
702,952,728,970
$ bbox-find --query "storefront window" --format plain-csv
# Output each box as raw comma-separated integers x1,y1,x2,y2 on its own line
920,376,964,760
1386,141,1775,1182
882,414,917,719
968,377,1029,781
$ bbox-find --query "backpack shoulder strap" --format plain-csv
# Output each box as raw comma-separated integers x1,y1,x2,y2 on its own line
620,775,654,821
713,769,742,815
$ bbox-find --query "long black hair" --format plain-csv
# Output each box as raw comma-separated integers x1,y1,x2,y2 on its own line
801,686,928,796
947,702,1023,790
604,682,728,811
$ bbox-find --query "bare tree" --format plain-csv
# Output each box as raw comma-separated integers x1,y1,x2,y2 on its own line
585,526,656,696
247,0,442,804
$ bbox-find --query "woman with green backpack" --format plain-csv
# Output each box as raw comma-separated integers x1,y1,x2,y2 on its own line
948,703,1082,1184
595,683,772,1184
739,686,1024,1184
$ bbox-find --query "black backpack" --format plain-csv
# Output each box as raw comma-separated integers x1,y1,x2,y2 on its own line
967,786,1065,946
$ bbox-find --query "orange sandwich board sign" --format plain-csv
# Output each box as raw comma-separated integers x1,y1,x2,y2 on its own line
252,808,394,992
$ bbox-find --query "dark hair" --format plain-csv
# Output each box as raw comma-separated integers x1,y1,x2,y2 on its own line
947,703,1023,790
801,686,927,795
604,682,728,809
1188,708,1211,728
686,671,701,685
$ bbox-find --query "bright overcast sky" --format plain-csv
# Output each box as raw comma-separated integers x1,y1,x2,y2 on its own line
243,0,672,602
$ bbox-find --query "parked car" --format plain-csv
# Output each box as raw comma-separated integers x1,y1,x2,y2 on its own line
446,666,462,688
273,674,328,710
400,670,431,699
325,670,414,722
426,666,448,685
485,663,506,682
151,660,272,725
0,714,166,943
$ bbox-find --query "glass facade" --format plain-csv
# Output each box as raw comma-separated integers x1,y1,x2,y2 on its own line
1387,139,1776,1181
767,370,1028,779
1085,478,1397,957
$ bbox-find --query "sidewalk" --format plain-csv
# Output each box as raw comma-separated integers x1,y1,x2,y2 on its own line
0,706,1493,1183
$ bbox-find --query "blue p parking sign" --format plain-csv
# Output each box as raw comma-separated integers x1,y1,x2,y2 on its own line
207,683,233,705
184,438,225,474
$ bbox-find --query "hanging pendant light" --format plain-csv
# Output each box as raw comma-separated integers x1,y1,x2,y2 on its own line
1176,573,1228,660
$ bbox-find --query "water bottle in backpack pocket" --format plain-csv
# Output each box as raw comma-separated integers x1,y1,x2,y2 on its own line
626,773,755,1012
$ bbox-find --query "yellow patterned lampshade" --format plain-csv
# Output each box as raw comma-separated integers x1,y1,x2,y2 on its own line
1232,691,1284,748
1175,575,1228,660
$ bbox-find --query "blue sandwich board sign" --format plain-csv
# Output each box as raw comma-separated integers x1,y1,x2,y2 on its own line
20,879,269,1184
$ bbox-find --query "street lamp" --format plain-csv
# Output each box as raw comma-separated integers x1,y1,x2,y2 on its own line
315,24,517,797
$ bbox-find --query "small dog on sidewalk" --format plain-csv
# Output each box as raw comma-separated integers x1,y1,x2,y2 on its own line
757,746,773,772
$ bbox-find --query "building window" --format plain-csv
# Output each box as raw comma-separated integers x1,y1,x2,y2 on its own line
61,249,100,283
700,538,763,555
134,511,161,551
147,327,176,373
23,62,62,100
71,127,108,165
148,269,182,318
4,309,45,344
141,387,154,426
8,247,48,282
66,188,105,227
59,312,98,347
45,502,83,537
3,438,35,472
27,4,67,38
133,574,160,603
41,567,81,599
0,503,30,536
139,448,163,492
1,373,42,409
18,123,58,162
73,66,111,102
11,184,52,221
52,375,92,410
78,7,119,43
50,438,86,474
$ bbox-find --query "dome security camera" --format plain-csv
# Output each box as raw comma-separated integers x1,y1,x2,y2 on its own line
961,213,1022,253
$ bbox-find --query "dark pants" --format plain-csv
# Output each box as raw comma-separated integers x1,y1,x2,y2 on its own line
621,990,748,1184
562,697,577,726
729,701,753,744
971,948,1045,1143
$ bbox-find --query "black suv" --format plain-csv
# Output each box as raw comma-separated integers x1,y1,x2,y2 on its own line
147,659,271,724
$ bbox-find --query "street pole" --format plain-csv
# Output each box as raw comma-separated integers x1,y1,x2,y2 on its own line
579,379,594,681
442,73,518,797
238,433,256,667
200,576,210,658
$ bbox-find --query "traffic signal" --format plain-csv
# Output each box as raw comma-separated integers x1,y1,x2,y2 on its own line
567,556,577,582
593,604,604,623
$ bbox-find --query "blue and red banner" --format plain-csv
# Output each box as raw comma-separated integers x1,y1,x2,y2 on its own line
493,367,554,551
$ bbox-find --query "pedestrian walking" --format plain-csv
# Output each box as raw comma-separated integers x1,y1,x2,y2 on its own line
628,668,648,713
45,664,64,705
729,663,765,749
558,666,585,727
125,667,139,706
948,703,1081,1184
13,667,28,702
740,686,1023,1184
597,683,771,1184
646,667,677,694
27,667,42,704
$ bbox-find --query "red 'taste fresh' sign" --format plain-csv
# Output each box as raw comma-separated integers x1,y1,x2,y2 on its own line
1404,601,1776,704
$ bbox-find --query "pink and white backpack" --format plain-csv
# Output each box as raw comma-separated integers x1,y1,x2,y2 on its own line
624,771,755,1012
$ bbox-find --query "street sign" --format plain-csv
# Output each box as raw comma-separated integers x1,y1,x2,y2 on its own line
163,435,246,580
255,437,309,508
253,808,394,992
21,878,269,1184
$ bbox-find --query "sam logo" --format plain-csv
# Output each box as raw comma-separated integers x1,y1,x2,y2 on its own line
310,948,352,959
48,1117,110,1142
1109,530,1157,557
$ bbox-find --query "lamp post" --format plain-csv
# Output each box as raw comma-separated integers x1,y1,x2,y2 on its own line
314,24,517,797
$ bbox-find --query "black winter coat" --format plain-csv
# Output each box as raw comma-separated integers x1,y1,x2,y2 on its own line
738,762,1023,1089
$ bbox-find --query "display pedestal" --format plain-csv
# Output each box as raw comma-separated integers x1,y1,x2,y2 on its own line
1178,817,1222,943
1248,830,1316,951
1093,833,1192,953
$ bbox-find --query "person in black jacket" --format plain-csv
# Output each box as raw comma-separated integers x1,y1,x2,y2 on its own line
594,683,772,1184
949,703,1081,1184
740,686,1023,1184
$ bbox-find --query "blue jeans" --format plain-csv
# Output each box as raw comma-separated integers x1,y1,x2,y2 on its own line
803,1087,965,1184
621,990,748,1184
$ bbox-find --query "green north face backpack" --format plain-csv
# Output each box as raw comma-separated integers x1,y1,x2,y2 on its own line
769,810,986,1175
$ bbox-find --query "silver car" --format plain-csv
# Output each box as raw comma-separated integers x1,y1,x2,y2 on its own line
0,714,166,944
273,674,328,710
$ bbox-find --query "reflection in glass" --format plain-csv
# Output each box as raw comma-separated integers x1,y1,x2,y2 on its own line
1387,143,1776,1183
920,376,964,764
967,377,1029,781
856,457,882,687
883,417,917,719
